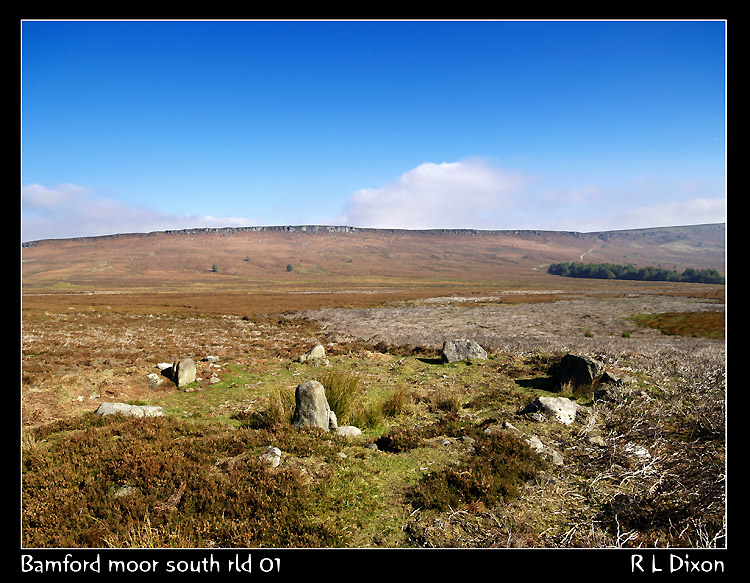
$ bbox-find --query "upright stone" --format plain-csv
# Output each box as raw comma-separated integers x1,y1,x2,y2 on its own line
558,354,604,388
173,358,196,388
441,339,488,363
292,380,333,430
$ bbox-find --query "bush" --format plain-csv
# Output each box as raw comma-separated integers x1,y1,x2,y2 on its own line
406,431,545,510
317,369,361,424
381,386,410,418
375,426,423,453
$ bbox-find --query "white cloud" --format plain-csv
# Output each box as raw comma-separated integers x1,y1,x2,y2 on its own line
22,183,93,210
606,197,726,230
341,159,530,229
539,196,726,233
21,183,255,242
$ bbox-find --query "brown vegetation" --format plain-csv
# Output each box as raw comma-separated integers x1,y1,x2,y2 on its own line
20,226,726,549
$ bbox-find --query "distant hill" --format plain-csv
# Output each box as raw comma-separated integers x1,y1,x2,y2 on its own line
21,223,725,292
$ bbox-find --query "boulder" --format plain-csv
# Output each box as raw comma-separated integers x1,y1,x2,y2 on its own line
298,344,326,363
441,339,488,363
520,396,581,425
173,358,196,388
292,380,335,430
95,402,164,417
558,354,604,387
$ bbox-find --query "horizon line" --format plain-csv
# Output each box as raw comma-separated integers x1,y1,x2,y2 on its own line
20,222,726,247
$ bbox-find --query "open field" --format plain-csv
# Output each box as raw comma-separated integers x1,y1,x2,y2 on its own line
21,278,726,549
20,225,726,549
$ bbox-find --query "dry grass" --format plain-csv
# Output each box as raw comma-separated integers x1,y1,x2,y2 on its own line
21,284,726,548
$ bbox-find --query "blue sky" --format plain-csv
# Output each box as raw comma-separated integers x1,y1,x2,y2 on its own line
21,19,726,242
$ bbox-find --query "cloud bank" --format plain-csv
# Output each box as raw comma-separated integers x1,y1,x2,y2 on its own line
341,159,529,230
21,183,255,242
340,160,725,233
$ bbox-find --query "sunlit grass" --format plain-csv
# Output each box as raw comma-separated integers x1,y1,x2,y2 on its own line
629,311,724,339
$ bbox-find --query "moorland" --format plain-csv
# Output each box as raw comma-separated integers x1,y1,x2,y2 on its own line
20,224,726,550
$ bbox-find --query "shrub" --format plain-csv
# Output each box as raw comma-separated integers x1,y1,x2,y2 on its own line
375,426,423,453
407,431,546,510
234,387,295,429
317,369,361,424
381,386,410,418
348,401,383,430
431,387,463,414
22,415,342,547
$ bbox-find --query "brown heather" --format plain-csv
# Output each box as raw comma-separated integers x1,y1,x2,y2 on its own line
21,226,726,549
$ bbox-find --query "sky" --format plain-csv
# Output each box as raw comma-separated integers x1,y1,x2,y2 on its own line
20,19,726,242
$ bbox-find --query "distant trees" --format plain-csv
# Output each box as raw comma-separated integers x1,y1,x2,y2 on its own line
547,262,725,284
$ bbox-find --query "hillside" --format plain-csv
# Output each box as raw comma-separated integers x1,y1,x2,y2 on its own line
21,223,725,293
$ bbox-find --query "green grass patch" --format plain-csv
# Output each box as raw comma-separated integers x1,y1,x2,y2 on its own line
629,311,724,339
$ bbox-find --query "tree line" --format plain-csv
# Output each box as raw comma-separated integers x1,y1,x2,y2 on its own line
547,261,725,284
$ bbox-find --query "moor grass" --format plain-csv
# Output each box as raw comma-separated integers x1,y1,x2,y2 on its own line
21,282,726,548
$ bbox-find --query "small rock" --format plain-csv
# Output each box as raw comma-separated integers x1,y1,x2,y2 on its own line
328,410,338,431
172,358,197,388
110,484,137,498
526,435,564,466
520,396,581,425
624,443,651,459
336,425,362,438
259,446,282,468
559,354,604,388
95,402,164,417
146,373,163,388
298,344,326,363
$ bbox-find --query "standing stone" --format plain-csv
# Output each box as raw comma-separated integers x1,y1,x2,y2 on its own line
173,358,196,388
292,380,333,430
558,354,604,388
441,339,488,363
